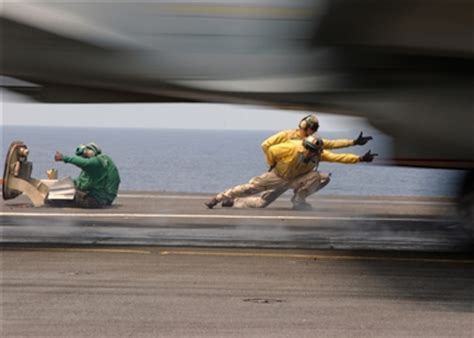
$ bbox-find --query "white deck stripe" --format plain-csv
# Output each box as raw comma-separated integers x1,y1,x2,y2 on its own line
117,194,453,206
0,212,449,223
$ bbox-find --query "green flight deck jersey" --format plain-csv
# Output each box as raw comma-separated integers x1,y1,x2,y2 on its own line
63,154,121,205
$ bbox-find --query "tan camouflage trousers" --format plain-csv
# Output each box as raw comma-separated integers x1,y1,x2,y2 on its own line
216,170,330,208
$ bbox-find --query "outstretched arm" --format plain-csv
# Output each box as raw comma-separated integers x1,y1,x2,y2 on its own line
57,153,101,171
320,150,361,163
322,131,373,149
322,138,355,149
320,149,378,163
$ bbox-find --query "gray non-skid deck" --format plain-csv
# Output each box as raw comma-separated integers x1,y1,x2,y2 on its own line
1,192,470,252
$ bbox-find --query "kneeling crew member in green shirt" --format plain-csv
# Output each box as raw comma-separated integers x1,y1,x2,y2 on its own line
54,142,121,208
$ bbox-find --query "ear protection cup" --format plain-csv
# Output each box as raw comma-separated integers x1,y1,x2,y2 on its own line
76,144,87,156
299,114,320,132
299,114,312,129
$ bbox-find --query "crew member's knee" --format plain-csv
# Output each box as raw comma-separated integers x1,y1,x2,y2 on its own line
220,183,259,200
233,196,269,209
254,198,271,208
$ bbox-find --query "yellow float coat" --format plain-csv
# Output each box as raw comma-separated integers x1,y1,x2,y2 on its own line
261,129,355,155
265,140,360,179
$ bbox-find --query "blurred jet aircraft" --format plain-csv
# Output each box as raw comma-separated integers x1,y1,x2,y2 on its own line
1,0,472,218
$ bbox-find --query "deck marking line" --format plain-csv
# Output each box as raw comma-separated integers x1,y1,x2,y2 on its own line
0,212,450,223
4,248,152,254
160,250,474,264
117,194,453,206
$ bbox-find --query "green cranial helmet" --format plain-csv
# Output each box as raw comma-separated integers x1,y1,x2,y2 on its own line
75,142,102,156
85,142,102,155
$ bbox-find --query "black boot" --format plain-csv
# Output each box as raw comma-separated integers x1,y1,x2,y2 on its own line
221,198,234,207
205,198,219,209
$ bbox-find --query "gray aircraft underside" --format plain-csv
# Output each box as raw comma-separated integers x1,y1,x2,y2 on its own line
1,0,473,171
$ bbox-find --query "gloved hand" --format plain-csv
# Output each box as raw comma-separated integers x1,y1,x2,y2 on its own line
359,150,378,162
54,151,64,161
354,131,373,145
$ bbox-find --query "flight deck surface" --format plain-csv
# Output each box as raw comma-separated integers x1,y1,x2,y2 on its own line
1,192,470,252
2,192,473,337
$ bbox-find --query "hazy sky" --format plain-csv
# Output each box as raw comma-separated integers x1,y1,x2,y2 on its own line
1,88,370,131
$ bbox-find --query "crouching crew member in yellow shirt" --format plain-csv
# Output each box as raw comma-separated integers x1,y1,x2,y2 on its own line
255,114,373,207
205,135,377,210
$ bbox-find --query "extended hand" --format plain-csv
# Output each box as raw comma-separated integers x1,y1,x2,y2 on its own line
354,131,373,145
54,151,64,162
360,150,378,162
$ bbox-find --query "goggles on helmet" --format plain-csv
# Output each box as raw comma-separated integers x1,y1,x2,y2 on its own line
75,144,87,156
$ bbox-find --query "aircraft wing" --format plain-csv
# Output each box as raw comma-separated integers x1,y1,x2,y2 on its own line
1,1,473,169
1,3,184,103
1,1,329,104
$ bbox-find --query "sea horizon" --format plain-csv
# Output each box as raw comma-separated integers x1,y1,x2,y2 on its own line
2,125,464,197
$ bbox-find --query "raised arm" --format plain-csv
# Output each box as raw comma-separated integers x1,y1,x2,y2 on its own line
322,138,355,149
320,150,361,163
61,154,102,171
322,131,373,149
321,149,378,163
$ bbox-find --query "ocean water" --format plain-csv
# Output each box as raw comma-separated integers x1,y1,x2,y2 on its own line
2,126,464,196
